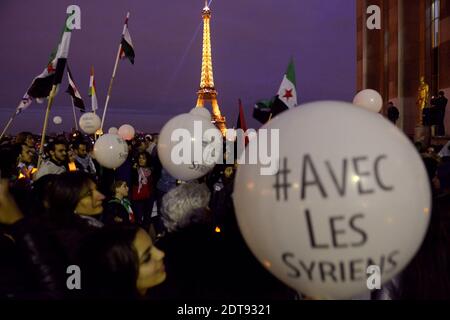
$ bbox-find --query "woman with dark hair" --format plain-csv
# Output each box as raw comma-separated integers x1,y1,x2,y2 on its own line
0,180,67,298
46,171,105,226
15,132,35,148
79,226,166,299
37,171,106,270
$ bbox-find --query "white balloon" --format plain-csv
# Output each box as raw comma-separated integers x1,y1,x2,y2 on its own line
118,124,135,141
53,116,62,125
353,89,383,113
93,134,128,169
79,112,101,134
233,101,431,299
108,127,118,135
158,112,223,181
190,107,212,120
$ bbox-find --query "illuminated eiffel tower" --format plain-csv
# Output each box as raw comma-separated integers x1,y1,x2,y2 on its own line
195,0,227,135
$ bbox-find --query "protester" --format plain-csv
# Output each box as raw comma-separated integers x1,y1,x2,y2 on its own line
0,180,67,298
432,91,448,136
152,180,296,300
15,132,36,150
131,151,154,231
45,171,105,227
73,140,96,175
155,168,177,216
34,171,106,270
135,138,148,154
387,101,399,125
67,146,78,172
79,225,166,298
103,180,136,225
115,141,133,188
151,182,216,299
375,157,450,299
145,134,156,155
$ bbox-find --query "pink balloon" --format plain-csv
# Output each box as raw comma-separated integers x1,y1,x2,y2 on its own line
118,124,135,140
353,89,383,113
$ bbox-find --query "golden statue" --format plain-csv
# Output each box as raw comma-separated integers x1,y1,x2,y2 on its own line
416,76,429,125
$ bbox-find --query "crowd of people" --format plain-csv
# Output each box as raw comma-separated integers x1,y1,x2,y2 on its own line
0,130,296,299
1,128,450,300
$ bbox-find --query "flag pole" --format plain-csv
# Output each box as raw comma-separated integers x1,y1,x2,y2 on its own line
71,99,78,130
37,85,58,168
100,12,130,131
100,44,121,131
90,65,97,115
0,113,17,141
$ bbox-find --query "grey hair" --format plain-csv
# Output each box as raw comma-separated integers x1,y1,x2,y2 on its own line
161,182,211,233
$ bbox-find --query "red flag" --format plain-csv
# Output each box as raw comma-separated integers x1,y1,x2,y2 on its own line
237,99,249,146
237,99,248,132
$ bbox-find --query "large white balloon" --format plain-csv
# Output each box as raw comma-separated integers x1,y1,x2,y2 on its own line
93,134,128,169
158,109,223,181
53,116,62,125
233,101,431,299
108,127,118,135
79,112,101,134
353,89,383,113
118,124,135,141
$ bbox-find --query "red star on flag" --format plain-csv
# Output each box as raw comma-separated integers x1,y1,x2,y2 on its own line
283,89,293,101
47,62,56,73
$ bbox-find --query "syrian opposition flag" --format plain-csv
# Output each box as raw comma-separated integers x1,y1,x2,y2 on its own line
89,66,98,111
15,14,72,115
16,54,58,115
276,59,297,109
52,21,71,87
15,94,33,115
253,59,298,124
66,65,85,111
119,13,135,64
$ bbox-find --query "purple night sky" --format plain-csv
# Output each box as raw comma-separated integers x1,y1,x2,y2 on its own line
0,0,356,134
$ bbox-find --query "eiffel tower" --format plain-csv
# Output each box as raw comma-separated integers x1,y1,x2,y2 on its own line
195,0,227,135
